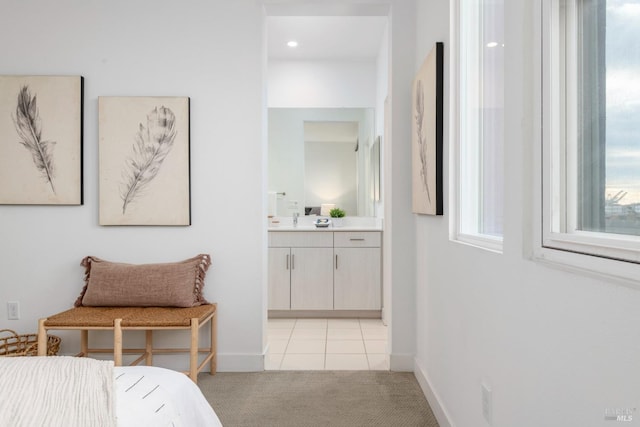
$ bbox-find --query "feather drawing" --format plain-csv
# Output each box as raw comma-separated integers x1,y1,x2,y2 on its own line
120,106,177,214
414,80,431,204
12,85,56,193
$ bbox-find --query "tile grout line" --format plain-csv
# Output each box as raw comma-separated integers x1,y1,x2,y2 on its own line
323,319,328,370
279,318,296,370
359,318,372,370
279,318,295,370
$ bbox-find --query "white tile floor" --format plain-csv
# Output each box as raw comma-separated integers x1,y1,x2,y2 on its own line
266,318,389,371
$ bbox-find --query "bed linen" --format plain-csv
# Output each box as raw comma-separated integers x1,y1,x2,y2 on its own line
0,356,115,427
0,357,222,427
115,365,222,427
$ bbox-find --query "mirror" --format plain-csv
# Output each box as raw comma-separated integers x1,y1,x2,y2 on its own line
268,108,376,217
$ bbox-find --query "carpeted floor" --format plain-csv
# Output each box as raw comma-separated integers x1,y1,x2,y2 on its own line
198,371,439,427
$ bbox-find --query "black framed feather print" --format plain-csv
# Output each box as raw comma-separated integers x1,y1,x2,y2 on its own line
0,75,83,205
98,96,191,226
412,42,443,216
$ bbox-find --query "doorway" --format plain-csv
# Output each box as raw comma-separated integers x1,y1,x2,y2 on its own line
264,8,390,371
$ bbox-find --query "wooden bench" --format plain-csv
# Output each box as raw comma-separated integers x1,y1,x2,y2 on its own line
37,304,216,383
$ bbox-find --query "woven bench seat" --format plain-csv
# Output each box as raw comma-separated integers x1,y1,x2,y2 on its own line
37,304,216,383
43,305,215,328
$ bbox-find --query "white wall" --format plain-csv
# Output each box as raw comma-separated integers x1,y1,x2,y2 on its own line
268,60,377,108
269,60,379,219
358,108,376,217
414,1,640,426
376,23,390,141
305,141,357,215
375,22,390,324
0,0,266,371
267,58,377,218
385,1,418,371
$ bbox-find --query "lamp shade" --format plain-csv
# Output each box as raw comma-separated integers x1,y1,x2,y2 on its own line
320,203,336,216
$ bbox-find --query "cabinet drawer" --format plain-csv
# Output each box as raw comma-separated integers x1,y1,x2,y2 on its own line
269,231,333,248
333,232,381,247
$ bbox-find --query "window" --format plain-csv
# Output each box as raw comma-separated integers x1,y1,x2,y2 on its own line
542,0,640,264
455,0,505,250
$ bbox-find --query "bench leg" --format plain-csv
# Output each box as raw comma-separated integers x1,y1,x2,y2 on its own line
37,318,47,356
190,318,199,383
114,318,123,366
145,330,153,366
80,330,88,357
210,311,217,375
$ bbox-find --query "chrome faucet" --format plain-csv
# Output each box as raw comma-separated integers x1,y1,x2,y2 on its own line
293,212,299,226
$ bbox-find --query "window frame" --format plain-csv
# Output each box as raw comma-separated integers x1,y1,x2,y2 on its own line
536,0,640,283
451,0,504,252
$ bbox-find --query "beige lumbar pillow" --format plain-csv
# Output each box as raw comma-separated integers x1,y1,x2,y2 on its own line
74,254,212,307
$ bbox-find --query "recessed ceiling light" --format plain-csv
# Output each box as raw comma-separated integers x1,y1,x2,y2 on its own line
287,40,298,48
486,42,499,48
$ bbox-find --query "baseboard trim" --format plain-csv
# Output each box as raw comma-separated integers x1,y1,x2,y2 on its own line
389,353,414,371
414,358,454,427
217,353,264,372
269,310,381,319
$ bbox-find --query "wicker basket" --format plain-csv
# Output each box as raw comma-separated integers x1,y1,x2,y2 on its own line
0,329,61,357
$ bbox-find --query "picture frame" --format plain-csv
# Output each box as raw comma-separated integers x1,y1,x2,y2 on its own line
412,42,444,215
0,75,83,205
98,96,191,226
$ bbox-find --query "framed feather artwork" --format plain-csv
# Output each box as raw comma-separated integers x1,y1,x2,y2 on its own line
0,75,83,205
98,96,191,226
412,42,444,215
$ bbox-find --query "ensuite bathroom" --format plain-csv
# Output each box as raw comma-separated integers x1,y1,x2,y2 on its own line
264,13,388,371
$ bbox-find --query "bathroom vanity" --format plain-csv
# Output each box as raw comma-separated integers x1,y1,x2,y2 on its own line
267,107,382,317
268,226,382,318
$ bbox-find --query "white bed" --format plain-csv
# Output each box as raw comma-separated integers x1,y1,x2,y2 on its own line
114,365,222,427
0,357,223,427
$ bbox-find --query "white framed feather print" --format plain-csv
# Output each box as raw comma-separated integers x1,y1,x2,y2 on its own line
98,96,191,226
0,75,83,205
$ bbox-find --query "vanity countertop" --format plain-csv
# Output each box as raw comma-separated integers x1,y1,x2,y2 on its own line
268,217,383,232
268,225,382,232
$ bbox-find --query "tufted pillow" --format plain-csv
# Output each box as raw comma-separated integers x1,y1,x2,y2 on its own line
74,254,211,307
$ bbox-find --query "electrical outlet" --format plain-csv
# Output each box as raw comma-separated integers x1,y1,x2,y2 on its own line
482,383,493,425
7,301,20,320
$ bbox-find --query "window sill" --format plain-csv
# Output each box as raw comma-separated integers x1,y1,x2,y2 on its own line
453,233,503,254
533,245,640,290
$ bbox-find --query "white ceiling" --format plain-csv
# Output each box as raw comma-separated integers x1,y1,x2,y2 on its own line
267,16,388,60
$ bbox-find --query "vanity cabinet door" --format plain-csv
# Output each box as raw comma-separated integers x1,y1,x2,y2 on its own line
334,247,381,310
290,247,334,310
268,247,291,310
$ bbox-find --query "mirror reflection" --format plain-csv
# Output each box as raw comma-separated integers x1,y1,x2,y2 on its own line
268,108,377,217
